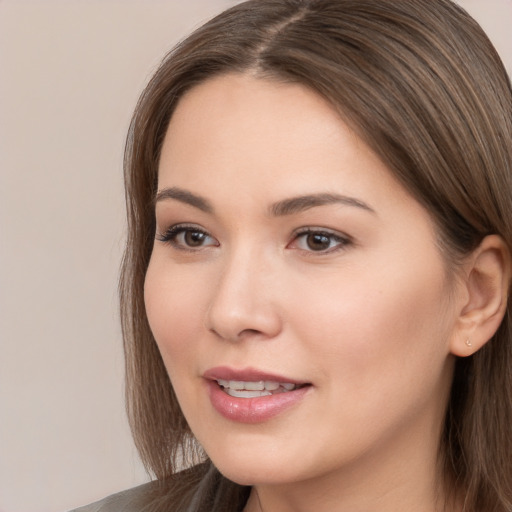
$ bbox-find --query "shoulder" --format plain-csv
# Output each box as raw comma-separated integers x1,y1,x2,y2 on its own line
69,481,159,512
68,463,216,512
69,463,249,512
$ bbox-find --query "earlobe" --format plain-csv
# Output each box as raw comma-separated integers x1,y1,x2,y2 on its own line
450,235,511,357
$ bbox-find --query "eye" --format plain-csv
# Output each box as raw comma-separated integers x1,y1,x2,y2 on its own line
290,228,351,253
156,224,219,250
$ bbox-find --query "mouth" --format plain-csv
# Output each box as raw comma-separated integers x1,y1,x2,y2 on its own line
204,367,312,423
216,379,308,398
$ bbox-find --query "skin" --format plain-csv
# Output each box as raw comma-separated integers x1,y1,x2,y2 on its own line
144,73,469,512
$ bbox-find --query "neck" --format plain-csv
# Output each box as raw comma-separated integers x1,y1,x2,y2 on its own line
245,463,452,512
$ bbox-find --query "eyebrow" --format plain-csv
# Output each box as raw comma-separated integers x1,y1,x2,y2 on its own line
155,187,213,213
270,193,375,216
154,187,375,216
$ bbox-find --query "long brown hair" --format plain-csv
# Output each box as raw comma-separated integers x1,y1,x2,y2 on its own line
120,1,512,510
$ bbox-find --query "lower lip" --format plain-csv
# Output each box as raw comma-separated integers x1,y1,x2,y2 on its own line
206,380,311,424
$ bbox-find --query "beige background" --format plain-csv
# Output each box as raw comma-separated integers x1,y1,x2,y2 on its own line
0,1,510,511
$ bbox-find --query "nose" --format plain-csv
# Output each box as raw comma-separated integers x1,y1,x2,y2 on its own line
204,249,282,343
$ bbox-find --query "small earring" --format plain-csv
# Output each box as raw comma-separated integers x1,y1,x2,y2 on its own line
465,339,472,347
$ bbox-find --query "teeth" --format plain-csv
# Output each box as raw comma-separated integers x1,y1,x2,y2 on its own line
244,381,265,391
226,389,272,398
217,379,298,395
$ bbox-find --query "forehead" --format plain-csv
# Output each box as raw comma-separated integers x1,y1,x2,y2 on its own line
164,73,351,159
159,73,390,197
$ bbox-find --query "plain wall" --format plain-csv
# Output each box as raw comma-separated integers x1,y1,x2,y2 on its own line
0,1,510,511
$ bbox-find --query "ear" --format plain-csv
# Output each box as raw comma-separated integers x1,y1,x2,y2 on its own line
450,235,511,357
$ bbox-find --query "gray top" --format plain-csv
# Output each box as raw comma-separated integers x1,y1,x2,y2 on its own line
69,481,157,512
69,464,249,512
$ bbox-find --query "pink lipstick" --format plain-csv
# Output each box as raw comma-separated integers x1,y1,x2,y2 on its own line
203,367,311,424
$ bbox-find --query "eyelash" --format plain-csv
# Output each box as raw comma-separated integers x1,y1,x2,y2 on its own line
290,228,352,254
156,224,219,251
156,224,352,254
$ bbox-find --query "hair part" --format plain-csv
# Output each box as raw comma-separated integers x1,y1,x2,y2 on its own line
120,1,512,510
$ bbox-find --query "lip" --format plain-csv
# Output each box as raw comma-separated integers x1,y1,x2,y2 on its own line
203,366,307,384
203,366,311,424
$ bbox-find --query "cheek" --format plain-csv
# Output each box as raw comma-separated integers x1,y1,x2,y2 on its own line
288,258,454,394
144,257,209,370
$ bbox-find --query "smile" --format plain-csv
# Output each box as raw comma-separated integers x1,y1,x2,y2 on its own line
217,379,301,398
203,368,312,423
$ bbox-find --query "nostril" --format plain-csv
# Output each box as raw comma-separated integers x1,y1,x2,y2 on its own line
210,325,281,342
209,327,266,343
239,328,263,337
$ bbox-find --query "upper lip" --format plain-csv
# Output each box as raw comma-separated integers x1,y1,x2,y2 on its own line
203,366,308,385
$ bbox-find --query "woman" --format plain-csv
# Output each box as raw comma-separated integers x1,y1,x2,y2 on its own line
74,0,512,510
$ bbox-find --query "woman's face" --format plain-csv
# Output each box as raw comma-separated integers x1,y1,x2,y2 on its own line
145,74,461,489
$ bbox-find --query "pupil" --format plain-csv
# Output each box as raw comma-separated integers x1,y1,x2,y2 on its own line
307,233,330,251
185,231,205,246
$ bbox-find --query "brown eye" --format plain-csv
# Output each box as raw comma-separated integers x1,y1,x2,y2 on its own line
184,230,208,247
290,229,350,254
305,233,331,251
157,225,219,250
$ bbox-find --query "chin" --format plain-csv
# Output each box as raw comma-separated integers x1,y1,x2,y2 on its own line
214,461,294,487
206,443,312,487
